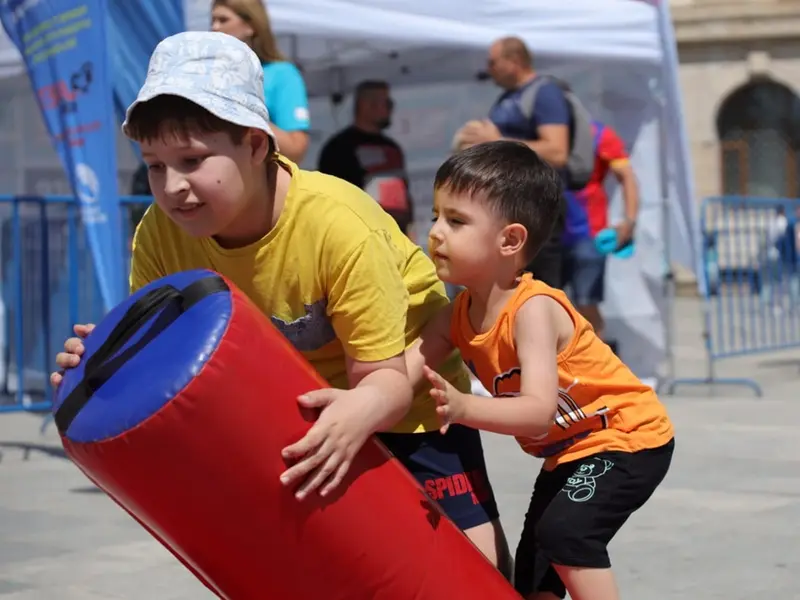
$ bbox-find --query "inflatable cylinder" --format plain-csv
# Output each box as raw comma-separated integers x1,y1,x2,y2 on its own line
53,270,519,600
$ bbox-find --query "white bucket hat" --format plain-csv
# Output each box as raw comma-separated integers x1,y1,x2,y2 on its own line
122,31,278,150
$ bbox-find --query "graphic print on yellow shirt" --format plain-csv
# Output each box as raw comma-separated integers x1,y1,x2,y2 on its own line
450,273,673,470
130,155,469,433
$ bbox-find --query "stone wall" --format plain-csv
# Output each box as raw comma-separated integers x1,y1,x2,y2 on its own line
672,0,800,199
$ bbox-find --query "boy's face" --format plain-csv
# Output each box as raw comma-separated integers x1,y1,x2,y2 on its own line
429,188,509,285
140,129,265,241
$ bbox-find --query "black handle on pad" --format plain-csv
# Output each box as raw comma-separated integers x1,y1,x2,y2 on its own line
54,275,229,435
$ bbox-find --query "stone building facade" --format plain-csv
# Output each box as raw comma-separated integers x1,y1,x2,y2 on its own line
673,0,800,201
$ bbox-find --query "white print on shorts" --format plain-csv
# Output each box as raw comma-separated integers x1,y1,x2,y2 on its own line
562,457,614,503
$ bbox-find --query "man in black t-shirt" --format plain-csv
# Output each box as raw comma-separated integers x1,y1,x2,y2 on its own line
318,80,413,235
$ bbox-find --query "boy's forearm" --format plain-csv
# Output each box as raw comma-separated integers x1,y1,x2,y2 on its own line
405,338,448,390
405,341,427,388
613,163,640,223
621,176,640,223
405,335,453,389
459,393,553,438
356,368,414,433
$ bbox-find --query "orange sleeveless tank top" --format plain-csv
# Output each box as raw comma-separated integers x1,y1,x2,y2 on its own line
451,273,673,470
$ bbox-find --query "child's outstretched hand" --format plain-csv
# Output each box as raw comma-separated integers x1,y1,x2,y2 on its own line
423,365,466,434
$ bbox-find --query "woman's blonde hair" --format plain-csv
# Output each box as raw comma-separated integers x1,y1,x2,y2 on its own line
213,0,285,63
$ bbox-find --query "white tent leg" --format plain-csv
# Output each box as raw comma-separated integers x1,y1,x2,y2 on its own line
656,94,677,394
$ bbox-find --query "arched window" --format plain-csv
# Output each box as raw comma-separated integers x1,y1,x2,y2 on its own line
717,79,800,198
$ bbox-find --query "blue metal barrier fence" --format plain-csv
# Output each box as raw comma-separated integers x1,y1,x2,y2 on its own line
664,196,800,396
4,194,799,408
0,194,151,414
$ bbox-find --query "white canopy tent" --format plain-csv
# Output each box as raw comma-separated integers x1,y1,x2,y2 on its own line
185,0,667,93
189,0,696,382
0,0,696,381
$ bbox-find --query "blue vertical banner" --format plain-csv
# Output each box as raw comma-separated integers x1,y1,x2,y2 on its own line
1,0,125,311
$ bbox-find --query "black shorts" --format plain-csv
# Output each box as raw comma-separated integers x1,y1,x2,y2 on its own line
378,424,500,530
514,439,675,598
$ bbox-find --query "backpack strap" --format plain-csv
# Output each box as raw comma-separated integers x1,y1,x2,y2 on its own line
562,91,596,190
517,76,551,122
517,75,597,190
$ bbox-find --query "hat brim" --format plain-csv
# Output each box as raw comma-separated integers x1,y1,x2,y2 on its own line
121,85,278,151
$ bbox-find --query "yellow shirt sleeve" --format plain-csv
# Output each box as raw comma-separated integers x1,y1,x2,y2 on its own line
129,208,166,294
326,229,409,362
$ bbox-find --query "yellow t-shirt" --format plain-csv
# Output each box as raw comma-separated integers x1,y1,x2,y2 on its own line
130,156,469,433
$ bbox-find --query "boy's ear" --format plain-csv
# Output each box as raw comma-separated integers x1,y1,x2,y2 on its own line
499,223,528,258
248,128,271,163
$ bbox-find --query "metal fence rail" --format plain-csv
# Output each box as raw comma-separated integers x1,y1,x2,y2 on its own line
4,193,799,409
665,195,800,396
0,194,151,414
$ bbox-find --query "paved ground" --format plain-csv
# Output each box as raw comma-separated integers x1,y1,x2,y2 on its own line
1,297,799,598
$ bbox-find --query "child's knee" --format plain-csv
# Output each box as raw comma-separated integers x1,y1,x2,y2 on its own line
464,519,502,557
464,519,511,576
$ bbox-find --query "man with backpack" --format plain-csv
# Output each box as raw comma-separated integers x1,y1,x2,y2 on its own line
453,36,595,288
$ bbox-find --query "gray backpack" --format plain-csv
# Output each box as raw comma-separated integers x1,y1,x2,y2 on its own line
519,75,595,191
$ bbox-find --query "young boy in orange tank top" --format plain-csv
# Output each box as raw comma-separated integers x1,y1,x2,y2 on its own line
406,141,674,600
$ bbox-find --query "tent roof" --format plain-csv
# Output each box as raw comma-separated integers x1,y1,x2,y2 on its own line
1,0,663,81
274,0,663,63
195,0,663,96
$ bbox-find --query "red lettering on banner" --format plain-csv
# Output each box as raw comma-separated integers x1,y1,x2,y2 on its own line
38,80,79,111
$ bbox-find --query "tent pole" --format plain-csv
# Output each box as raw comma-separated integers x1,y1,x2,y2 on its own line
657,93,677,391
652,0,693,395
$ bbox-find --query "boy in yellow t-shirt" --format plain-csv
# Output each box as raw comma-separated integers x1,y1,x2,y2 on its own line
50,32,508,572
405,141,674,599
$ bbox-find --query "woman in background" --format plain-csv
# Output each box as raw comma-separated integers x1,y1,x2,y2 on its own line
211,0,311,163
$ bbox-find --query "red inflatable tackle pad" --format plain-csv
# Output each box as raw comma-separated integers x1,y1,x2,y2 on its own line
52,269,520,599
